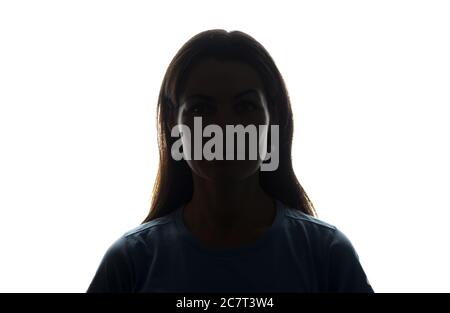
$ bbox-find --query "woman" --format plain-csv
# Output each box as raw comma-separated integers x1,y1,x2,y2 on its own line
87,29,374,293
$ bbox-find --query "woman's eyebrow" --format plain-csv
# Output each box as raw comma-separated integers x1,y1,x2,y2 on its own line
233,88,259,99
185,94,213,102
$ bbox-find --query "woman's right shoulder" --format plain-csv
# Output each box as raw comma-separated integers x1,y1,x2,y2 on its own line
118,209,180,247
98,209,180,265
87,209,181,292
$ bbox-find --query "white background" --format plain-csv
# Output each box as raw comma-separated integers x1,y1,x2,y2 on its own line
0,0,449,292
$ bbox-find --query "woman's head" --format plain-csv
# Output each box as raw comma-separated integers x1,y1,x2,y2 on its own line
143,29,316,222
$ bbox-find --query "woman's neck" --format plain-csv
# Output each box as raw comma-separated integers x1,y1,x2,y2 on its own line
183,172,276,247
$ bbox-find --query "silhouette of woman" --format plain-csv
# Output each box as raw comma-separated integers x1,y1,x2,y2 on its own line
87,29,374,293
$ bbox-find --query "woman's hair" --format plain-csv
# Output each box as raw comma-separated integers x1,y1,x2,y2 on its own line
142,29,316,223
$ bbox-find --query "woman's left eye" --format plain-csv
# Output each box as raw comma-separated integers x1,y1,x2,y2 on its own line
235,101,258,112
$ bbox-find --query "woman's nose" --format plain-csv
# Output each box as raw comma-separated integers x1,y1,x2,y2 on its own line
206,102,237,128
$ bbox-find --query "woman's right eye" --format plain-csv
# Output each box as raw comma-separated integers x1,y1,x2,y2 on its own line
188,102,211,116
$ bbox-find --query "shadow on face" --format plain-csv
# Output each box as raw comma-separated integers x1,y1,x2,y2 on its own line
173,57,271,183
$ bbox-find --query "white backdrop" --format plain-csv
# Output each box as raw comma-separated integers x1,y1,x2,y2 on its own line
0,0,449,292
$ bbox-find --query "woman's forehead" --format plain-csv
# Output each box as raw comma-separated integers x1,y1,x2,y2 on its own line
181,58,264,98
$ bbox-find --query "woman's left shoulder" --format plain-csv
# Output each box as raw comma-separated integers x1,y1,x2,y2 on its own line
281,206,374,292
282,206,339,240
281,205,360,253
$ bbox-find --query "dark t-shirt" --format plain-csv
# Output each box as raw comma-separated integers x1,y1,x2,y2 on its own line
87,199,374,292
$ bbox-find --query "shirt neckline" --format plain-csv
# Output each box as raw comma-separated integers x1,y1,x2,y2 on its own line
174,198,285,257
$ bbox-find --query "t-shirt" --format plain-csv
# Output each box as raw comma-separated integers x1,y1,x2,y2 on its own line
87,199,374,293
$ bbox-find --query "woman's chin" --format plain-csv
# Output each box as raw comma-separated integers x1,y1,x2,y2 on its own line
195,160,261,182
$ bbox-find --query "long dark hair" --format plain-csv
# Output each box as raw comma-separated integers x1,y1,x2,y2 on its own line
142,29,316,223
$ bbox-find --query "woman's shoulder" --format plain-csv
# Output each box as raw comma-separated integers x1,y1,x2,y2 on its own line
280,204,356,252
87,209,181,292
126,211,176,235
280,204,373,289
116,208,180,247
282,205,337,234
280,204,368,281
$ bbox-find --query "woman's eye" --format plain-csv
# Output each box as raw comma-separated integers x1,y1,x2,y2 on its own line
235,101,258,112
189,103,210,116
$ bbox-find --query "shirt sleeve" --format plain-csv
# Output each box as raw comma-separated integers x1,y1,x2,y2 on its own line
327,228,374,293
86,235,135,293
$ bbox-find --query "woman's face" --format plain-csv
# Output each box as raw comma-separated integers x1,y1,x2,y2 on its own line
175,57,271,182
